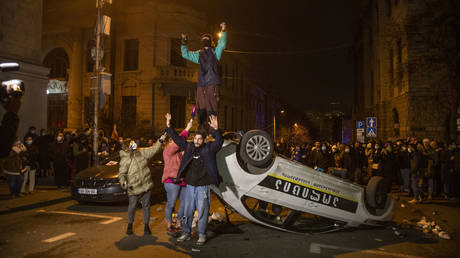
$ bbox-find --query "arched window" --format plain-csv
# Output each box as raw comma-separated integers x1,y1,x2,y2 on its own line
43,48,69,79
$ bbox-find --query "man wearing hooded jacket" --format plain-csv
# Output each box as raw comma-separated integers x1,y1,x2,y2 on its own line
165,113,223,246
180,22,227,131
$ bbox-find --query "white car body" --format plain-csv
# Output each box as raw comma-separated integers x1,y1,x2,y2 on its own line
212,141,394,233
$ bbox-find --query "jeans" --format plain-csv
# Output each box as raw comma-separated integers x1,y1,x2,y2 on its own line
127,190,151,224
411,174,422,200
7,174,24,196
21,166,36,193
182,185,210,237
164,183,185,223
400,169,410,191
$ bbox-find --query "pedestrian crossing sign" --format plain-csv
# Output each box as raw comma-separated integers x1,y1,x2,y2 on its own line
366,127,377,138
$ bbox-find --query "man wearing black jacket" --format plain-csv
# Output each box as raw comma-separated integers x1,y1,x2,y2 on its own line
165,113,223,246
0,97,21,158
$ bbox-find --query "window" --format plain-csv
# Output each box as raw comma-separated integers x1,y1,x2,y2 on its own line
43,48,69,79
389,48,394,88
121,96,137,130
386,0,392,17
124,39,138,71
396,39,403,87
170,38,186,67
170,96,186,128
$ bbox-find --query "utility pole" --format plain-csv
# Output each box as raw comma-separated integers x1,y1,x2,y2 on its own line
93,0,102,166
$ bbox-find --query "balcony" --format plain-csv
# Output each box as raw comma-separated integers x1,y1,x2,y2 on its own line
153,66,197,82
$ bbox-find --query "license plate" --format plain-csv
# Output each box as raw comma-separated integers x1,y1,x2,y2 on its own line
78,188,97,195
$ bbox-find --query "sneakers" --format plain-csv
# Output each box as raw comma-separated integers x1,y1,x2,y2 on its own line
196,235,207,246
176,234,191,242
144,224,151,235
126,223,133,235
408,199,418,204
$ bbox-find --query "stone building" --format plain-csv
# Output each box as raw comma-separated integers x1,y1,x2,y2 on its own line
352,0,459,141
0,0,50,138
41,0,260,137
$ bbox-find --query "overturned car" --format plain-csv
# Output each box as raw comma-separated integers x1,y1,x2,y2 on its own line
212,130,394,233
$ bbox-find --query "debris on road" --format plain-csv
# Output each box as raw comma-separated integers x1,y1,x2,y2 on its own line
192,248,201,252
415,216,451,240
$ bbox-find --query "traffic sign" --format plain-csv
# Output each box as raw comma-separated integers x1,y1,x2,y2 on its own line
366,117,377,128
357,128,365,133
366,127,377,138
356,121,365,129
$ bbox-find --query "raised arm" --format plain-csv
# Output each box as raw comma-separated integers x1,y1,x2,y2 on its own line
215,22,227,60
180,33,199,64
208,115,223,153
165,113,188,150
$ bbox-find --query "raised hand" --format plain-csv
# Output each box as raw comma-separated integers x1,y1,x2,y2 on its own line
208,115,218,130
165,113,172,127
186,119,193,131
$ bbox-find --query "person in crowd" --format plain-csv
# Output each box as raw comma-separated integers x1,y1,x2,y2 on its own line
409,144,425,203
425,140,440,199
22,136,39,194
50,132,69,188
181,22,227,131
343,145,356,181
292,146,303,162
162,119,193,235
165,113,223,246
398,144,411,193
36,129,53,177
0,94,21,158
378,143,396,193
371,143,381,177
3,138,27,198
74,133,90,173
118,134,166,236
23,126,38,142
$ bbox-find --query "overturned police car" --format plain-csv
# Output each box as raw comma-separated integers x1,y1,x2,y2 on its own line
212,130,394,233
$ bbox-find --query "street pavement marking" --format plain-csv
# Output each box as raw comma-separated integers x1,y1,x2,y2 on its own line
310,243,422,258
37,210,122,224
42,232,76,243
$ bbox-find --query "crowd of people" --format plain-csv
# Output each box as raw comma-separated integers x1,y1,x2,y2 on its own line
278,138,460,203
1,124,162,198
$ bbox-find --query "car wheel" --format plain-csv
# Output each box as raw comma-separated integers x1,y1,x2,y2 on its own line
239,130,274,168
366,176,387,209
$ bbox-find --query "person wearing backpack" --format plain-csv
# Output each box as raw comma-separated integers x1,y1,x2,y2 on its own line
180,22,227,131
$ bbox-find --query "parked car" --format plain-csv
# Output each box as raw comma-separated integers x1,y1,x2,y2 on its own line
212,130,394,233
71,151,165,204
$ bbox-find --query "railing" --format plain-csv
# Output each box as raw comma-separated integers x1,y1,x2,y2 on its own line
153,66,197,81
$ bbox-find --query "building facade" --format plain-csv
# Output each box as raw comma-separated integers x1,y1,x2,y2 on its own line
41,0,260,138
352,0,459,142
0,0,50,138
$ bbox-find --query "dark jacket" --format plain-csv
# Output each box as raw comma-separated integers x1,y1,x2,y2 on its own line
166,126,223,186
0,112,19,158
197,48,221,87
410,150,424,177
398,150,411,169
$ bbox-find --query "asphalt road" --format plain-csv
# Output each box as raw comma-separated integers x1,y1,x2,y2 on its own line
0,180,459,258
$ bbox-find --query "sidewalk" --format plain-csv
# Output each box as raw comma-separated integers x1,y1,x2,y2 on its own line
0,176,71,215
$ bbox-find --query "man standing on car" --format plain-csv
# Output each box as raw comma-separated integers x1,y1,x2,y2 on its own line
118,133,166,235
165,113,223,246
180,22,227,131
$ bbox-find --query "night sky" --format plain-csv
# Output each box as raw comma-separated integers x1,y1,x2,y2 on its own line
176,0,354,110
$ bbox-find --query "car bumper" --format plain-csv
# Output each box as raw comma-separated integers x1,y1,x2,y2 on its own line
71,185,128,203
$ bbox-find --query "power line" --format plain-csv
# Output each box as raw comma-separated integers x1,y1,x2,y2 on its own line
224,43,351,55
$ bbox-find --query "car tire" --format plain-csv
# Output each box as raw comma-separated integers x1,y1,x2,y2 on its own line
366,176,387,209
239,130,274,168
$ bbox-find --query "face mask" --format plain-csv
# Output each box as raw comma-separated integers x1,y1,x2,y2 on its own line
57,136,63,142
321,146,326,151
26,140,33,145
345,149,350,153
408,148,412,153
375,146,379,149
202,38,211,48
30,130,36,134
